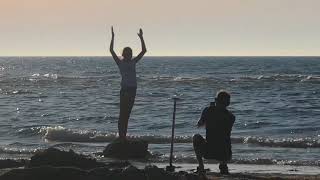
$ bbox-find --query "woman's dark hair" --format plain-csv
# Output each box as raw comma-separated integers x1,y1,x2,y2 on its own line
122,47,133,60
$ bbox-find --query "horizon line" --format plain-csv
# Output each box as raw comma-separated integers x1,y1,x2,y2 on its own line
1,55,320,58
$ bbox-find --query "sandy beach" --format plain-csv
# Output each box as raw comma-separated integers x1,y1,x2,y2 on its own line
1,163,320,180
0,148,319,180
155,163,320,179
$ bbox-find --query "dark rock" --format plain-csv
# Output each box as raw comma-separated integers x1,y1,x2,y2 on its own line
103,138,149,159
0,159,26,169
87,161,133,179
0,147,199,180
89,165,145,180
28,147,105,169
88,167,112,179
144,165,178,180
0,162,202,180
119,165,145,180
0,166,89,180
105,160,132,169
177,171,199,180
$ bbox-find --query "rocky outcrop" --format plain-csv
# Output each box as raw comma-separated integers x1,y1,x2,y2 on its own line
0,159,26,169
28,147,105,169
1,148,320,180
144,165,178,180
1,164,194,180
0,148,201,180
1,166,89,180
102,138,150,159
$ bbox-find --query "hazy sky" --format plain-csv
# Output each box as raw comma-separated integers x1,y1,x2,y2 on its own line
0,0,319,56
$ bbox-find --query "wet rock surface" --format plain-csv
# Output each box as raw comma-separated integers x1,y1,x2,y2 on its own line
0,159,26,169
28,147,105,169
1,148,318,180
102,138,150,159
0,148,180,180
1,166,89,180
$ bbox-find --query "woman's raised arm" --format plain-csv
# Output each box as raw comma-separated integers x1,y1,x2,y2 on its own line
134,28,147,63
109,26,120,64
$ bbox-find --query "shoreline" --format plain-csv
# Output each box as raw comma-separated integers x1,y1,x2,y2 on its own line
1,164,320,180
1,158,320,180
153,163,320,175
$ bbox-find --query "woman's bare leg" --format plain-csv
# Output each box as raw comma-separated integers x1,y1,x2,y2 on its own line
119,92,130,139
118,89,136,139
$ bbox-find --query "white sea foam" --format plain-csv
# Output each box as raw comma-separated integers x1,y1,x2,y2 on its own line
44,126,191,143
237,74,320,82
40,126,320,148
0,147,37,154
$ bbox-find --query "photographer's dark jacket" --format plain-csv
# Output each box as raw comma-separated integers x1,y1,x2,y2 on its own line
199,102,235,161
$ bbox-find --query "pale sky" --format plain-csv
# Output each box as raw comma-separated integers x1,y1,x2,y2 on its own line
0,0,319,56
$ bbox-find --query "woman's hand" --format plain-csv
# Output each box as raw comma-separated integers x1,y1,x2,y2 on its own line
138,28,143,39
111,26,115,38
109,26,120,63
134,28,147,63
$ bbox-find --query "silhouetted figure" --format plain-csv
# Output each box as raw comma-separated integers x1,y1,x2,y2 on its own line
109,26,147,139
193,91,235,175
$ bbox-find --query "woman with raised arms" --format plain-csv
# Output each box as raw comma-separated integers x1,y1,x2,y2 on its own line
109,26,147,139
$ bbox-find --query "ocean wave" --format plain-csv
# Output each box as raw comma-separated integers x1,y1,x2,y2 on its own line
1,145,319,167
17,126,50,136
29,73,58,81
149,75,216,84
234,136,320,148
40,126,320,148
29,73,110,81
0,147,37,154
0,73,108,85
44,126,191,143
16,126,320,148
232,158,320,166
148,74,320,84
0,89,33,95
149,154,320,166
4,73,320,86
235,74,320,83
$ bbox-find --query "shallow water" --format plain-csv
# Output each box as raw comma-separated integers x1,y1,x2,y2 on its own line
0,56,319,166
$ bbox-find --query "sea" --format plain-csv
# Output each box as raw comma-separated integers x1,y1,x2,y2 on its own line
0,56,319,168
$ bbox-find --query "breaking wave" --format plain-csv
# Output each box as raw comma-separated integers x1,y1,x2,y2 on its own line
2,73,320,87
233,136,320,148
43,126,191,143
235,74,320,82
27,126,320,148
1,145,319,167
148,75,216,84
150,153,320,167
0,147,37,154
0,89,33,95
146,74,320,85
